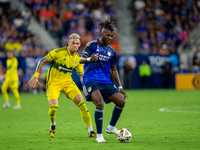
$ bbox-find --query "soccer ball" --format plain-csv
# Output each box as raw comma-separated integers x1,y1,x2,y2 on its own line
117,128,132,143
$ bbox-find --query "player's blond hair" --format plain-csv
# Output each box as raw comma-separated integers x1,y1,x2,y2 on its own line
69,33,81,40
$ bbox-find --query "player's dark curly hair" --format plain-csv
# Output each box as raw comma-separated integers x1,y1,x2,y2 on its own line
99,19,116,34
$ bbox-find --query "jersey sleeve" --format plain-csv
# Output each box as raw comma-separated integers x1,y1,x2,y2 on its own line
110,51,117,67
81,42,94,58
46,49,57,62
75,63,84,75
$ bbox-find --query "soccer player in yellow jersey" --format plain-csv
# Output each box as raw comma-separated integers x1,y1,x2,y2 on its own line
28,33,96,138
1,51,21,109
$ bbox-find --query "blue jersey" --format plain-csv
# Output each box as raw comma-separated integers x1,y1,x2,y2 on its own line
81,40,117,85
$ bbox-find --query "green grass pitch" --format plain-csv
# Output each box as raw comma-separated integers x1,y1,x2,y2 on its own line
0,90,200,150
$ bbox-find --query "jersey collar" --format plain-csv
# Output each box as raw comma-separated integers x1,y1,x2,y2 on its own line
97,39,109,47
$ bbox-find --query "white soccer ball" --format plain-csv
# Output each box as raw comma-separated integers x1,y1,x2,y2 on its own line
117,128,132,143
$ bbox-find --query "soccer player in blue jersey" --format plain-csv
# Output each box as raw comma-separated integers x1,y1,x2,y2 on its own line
79,20,128,143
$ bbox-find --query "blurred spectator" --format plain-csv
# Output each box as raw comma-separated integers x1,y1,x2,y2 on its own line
139,60,151,88
110,36,121,56
123,60,134,89
4,37,14,51
179,48,190,73
159,43,170,55
134,0,146,11
0,60,5,88
192,51,200,73
21,7,32,23
161,59,173,88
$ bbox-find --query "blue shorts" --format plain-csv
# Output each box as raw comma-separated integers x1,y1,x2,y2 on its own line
83,82,120,104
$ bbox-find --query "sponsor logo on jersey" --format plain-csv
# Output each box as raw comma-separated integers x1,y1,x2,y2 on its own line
53,62,73,73
58,66,72,72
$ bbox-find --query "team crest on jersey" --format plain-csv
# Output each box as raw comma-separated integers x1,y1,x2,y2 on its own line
107,51,111,56
87,87,92,92
96,45,99,52
74,61,77,65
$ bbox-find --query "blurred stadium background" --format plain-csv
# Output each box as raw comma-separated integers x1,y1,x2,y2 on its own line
1,1,200,149
0,0,200,92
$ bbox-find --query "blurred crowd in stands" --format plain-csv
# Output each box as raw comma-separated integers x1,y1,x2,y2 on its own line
24,0,121,55
133,0,200,73
133,0,199,55
1,0,200,92
0,0,120,92
0,2,47,57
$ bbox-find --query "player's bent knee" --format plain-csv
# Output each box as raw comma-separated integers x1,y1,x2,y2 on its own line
93,100,104,109
117,99,126,107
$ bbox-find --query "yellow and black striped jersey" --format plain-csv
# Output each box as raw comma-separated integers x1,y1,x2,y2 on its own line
46,47,83,82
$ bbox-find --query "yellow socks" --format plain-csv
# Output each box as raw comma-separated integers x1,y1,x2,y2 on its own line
78,101,92,127
48,105,59,123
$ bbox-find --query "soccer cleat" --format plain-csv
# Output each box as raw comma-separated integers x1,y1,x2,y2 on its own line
2,103,11,109
106,126,118,135
96,137,106,143
49,125,56,138
13,104,21,109
89,131,97,137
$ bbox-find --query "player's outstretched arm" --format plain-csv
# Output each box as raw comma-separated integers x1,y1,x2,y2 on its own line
28,56,49,88
79,53,99,64
110,66,129,99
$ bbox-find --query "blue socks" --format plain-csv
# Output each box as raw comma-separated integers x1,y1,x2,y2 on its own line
95,106,123,134
95,108,103,134
110,106,124,126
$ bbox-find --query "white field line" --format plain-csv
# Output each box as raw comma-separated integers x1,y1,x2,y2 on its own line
159,106,200,113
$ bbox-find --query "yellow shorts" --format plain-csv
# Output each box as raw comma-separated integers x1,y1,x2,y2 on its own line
2,79,18,90
46,80,81,101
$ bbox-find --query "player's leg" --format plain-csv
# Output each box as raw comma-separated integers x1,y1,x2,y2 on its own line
1,80,11,108
73,94,96,137
106,92,125,135
65,81,96,137
48,99,59,138
46,84,61,138
90,90,106,143
11,80,21,109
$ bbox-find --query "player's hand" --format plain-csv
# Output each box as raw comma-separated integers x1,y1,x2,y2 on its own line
120,89,129,100
28,77,41,88
91,53,99,61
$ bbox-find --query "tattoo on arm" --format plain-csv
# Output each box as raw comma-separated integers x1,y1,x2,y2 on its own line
35,56,49,73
